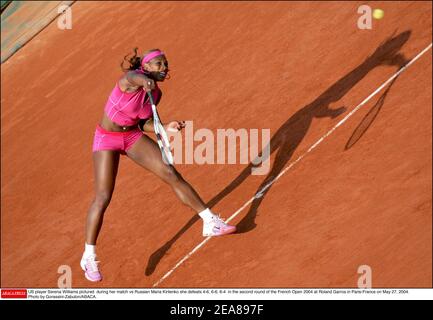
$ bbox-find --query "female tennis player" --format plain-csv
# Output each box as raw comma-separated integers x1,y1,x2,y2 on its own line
81,48,236,282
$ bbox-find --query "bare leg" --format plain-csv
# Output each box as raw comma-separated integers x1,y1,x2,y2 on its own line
85,151,120,245
126,135,207,213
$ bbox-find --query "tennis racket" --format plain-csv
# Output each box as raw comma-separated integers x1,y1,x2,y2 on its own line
147,91,174,165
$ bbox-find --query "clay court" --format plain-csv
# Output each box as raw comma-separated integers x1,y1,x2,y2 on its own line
1,1,431,288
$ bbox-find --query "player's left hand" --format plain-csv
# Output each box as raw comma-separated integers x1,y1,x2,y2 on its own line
165,120,186,132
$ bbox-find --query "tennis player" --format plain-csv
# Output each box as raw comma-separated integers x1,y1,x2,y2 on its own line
81,48,236,282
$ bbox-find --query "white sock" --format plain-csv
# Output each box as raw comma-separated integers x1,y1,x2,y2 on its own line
198,208,214,223
83,243,96,259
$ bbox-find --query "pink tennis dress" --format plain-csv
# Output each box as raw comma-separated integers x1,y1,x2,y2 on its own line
92,71,161,154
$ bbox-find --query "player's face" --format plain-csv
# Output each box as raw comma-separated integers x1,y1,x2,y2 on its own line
143,56,169,81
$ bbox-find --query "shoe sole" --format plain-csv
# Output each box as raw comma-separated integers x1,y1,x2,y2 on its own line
203,227,236,237
81,261,102,282
84,272,102,282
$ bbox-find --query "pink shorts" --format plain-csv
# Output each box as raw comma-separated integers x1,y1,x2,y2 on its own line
92,125,143,154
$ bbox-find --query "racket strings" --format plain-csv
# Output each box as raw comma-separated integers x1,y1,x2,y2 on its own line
152,108,174,165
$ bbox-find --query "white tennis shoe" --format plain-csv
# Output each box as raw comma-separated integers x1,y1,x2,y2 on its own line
203,215,236,237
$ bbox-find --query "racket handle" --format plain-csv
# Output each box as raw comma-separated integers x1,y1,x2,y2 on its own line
147,87,155,106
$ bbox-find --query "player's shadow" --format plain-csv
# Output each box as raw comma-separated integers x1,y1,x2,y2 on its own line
145,30,411,276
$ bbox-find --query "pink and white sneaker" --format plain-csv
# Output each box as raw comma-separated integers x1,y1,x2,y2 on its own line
80,254,102,282
203,215,236,237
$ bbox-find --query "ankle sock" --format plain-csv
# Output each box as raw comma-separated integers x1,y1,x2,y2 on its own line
198,208,214,223
83,243,96,259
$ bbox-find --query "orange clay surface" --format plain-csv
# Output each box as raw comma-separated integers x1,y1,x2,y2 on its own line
1,1,431,288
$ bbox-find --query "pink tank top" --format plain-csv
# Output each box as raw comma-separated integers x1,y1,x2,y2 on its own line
104,74,162,126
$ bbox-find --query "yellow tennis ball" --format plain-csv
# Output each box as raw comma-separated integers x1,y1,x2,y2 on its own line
373,9,384,20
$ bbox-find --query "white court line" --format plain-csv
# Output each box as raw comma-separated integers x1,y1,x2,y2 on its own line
153,43,432,288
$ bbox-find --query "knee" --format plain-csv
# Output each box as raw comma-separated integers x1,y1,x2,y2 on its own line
162,165,182,184
93,191,113,209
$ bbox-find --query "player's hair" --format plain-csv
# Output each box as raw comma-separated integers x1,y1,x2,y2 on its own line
120,48,161,72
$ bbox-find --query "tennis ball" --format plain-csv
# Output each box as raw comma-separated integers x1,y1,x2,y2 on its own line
373,9,384,20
